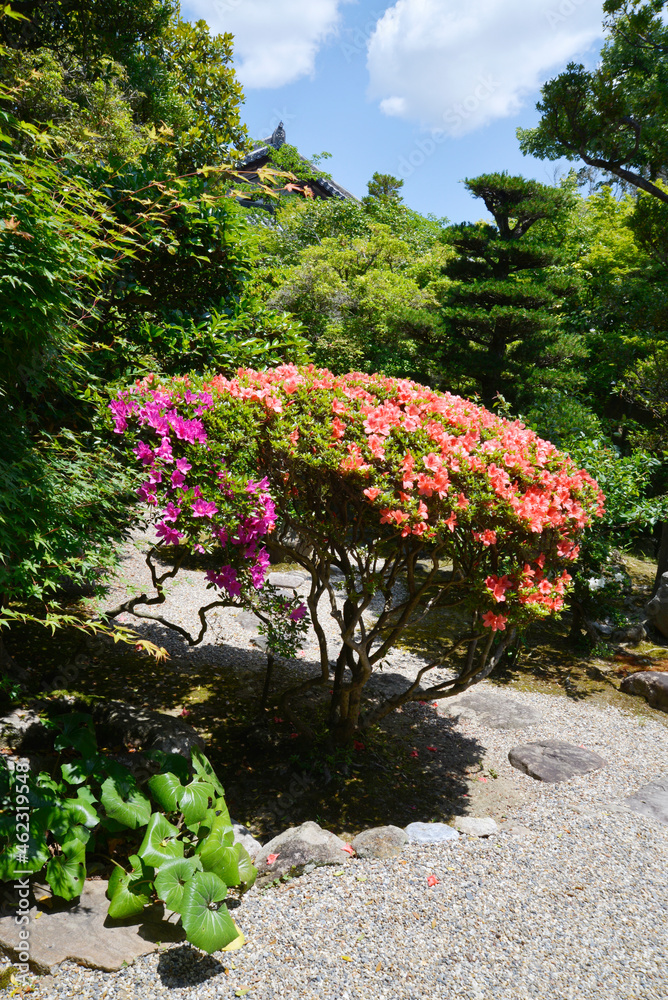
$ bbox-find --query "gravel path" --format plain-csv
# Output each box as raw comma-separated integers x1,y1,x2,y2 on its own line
13,536,668,998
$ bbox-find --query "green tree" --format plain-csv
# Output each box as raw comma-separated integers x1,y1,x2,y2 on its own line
517,0,668,202
439,173,581,409
364,171,404,202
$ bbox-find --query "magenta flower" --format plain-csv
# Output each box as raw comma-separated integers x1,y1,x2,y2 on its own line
290,604,307,622
192,499,218,519
171,468,186,489
156,521,183,545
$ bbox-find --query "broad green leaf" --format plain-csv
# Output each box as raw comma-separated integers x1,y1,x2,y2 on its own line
199,797,233,839
0,834,50,879
178,780,214,825
107,855,153,919
148,771,183,813
235,844,257,892
190,749,225,796
153,856,202,914
144,751,191,784
100,776,151,830
46,838,86,900
137,813,183,867
180,871,238,954
61,757,98,785
53,713,97,758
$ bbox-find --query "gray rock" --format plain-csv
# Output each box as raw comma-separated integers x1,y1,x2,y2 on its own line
508,740,606,782
592,621,614,636
236,611,260,632
453,816,499,837
267,572,306,589
0,709,47,753
404,822,459,844
254,821,351,885
352,825,408,859
620,671,668,713
645,572,668,638
437,689,543,730
231,820,262,859
624,775,668,826
611,623,647,645
92,701,205,757
0,880,184,974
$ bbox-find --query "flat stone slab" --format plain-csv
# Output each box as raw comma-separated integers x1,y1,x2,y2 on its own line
508,740,606,782
437,690,543,730
404,822,459,844
624,775,668,826
352,825,408,859
0,880,184,974
620,672,668,712
254,821,351,886
453,816,499,837
266,572,306,589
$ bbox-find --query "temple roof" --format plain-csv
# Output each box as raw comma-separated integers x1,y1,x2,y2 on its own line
237,123,357,204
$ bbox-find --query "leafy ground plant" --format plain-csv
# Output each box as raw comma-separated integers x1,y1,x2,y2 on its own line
0,712,254,954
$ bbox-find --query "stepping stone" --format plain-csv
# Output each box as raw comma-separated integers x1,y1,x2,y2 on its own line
436,689,543,730
0,880,184,974
453,816,498,837
352,825,408,859
267,572,306,589
624,775,668,826
231,820,263,859
508,740,606,782
254,821,352,886
404,822,459,844
620,672,668,712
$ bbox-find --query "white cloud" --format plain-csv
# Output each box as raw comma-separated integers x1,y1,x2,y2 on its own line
367,0,605,136
183,0,344,88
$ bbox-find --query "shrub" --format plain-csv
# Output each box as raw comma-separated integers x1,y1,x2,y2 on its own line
110,365,604,744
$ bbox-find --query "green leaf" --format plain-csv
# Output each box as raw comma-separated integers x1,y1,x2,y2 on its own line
107,855,154,919
53,713,97,758
180,871,239,954
0,834,50,879
198,835,256,891
148,771,183,813
199,796,233,838
190,749,225,796
46,838,86,900
234,844,257,892
153,856,202,914
100,776,151,830
137,813,183,867
61,757,98,785
178,779,214,825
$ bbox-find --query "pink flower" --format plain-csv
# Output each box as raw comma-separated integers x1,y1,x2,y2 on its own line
427,875,440,887
482,611,508,631
410,750,419,758
341,844,355,856
266,853,280,865
192,499,218,518
364,487,381,501
473,529,497,547
290,604,307,622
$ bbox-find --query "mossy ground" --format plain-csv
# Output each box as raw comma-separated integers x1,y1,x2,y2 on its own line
3,554,666,842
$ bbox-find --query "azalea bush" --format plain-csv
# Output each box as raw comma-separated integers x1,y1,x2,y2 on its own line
110,365,604,744
0,714,254,954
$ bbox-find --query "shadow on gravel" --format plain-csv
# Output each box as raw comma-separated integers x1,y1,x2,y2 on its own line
5,620,486,840
156,945,226,988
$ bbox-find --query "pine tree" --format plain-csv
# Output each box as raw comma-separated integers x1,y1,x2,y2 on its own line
440,173,582,409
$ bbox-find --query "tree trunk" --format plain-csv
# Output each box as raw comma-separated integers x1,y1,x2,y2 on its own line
654,521,668,595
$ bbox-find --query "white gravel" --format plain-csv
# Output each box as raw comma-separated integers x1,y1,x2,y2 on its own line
12,535,668,998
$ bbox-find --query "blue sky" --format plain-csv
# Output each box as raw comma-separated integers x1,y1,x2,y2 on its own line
181,1,606,223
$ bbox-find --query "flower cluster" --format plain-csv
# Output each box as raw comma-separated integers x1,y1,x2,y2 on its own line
110,377,306,632
202,365,604,631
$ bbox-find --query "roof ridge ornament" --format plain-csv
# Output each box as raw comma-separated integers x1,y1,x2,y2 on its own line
270,121,286,149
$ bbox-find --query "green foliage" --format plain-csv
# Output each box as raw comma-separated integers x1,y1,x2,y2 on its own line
518,1,668,202
364,171,404,202
0,713,255,954
439,173,582,407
